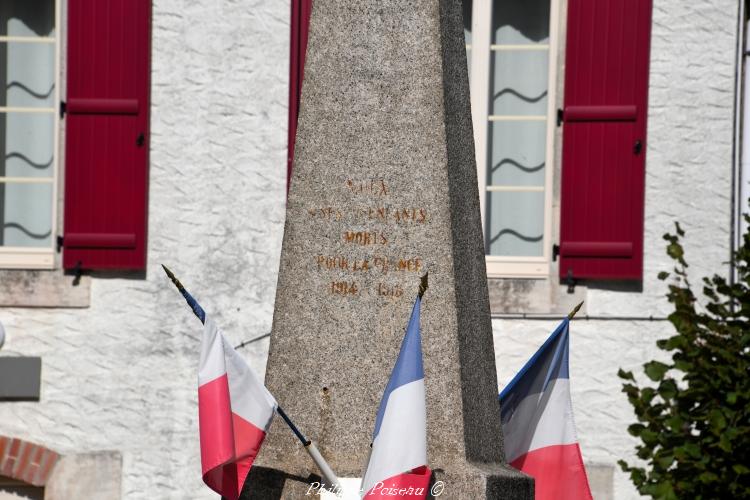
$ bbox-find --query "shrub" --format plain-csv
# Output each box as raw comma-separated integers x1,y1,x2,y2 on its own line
618,221,750,499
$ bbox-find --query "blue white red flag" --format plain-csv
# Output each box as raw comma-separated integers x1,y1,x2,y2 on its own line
360,297,431,498
499,319,592,500
198,316,277,500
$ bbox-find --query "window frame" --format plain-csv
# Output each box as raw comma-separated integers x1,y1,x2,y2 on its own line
0,0,61,270
467,0,560,278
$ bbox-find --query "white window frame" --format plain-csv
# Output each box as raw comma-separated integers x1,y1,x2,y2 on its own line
0,0,60,269
467,0,560,278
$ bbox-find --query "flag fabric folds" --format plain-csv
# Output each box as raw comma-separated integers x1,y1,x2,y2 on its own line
499,319,592,500
361,297,431,499
198,316,277,500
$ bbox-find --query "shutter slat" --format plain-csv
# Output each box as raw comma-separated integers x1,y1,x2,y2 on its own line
67,99,139,115
559,0,652,281
564,105,637,122
65,233,136,249
63,0,151,270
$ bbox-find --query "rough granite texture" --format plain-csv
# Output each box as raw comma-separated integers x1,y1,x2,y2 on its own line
257,0,530,498
0,0,739,499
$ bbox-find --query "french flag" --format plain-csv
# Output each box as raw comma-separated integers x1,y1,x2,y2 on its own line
360,296,431,498
499,319,592,500
198,316,277,500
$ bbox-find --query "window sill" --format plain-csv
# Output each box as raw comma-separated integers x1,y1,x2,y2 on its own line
0,269,90,308
487,275,585,316
0,250,55,269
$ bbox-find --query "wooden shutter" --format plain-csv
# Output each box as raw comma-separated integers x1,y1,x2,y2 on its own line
288,0,313,189
63,0,151,270
558,0,652,280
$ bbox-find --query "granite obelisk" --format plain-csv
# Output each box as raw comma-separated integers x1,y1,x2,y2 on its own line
250,1,533,498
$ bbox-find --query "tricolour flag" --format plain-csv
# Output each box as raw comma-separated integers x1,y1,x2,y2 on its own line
499,318,592,500
360,296,431,498
198,316,277,500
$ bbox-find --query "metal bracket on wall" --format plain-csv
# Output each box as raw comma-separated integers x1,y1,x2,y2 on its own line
56,235,63,253
557,108,564,126
552,243,560,261
59,100,66,118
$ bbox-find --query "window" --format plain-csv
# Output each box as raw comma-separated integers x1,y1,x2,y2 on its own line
464,0,559,278
0,0,60,269
0,0,152,272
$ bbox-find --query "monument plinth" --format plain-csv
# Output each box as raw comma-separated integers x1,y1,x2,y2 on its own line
250,1,533,498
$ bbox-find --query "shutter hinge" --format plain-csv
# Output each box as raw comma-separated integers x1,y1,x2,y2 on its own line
552,243,560,261
565,269,577,294
71,261,83,286
56,235,64,253
59,101,66,118
557,108,564,127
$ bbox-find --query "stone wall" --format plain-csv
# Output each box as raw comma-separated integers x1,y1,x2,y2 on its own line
0,0,289,498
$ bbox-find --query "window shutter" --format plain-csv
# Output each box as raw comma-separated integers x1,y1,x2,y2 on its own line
558,0,652,281
287,0,313,189
63,0,151,270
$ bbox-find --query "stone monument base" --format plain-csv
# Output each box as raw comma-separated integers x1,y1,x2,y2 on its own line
241,463,533,499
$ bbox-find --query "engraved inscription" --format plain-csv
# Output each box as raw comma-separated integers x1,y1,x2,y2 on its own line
346,178,388,197
311,178,429,299
330,281,359,296
358,207,427,225
343,231,388,246
308,207,343,221
377,282,403,299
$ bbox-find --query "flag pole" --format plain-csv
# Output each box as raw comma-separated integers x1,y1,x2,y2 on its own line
162,265,342,492
567,301,584,320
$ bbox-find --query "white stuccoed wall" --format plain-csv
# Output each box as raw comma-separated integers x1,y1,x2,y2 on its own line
495,1,739,499
0,0,740,499
0,0,289,498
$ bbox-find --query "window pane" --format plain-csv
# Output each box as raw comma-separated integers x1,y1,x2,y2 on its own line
487,121,545,186
1,112,54,178
463,0,472,46
492,0,550,45
463,0,472,78
1,42,56,108
0,182,53,247
0,1,55,38
490,50,548,116
486,191,544,257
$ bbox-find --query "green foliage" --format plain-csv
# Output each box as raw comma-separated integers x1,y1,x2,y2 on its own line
618,220,750,499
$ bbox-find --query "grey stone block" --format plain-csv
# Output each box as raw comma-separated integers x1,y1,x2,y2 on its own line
585,463,614,500
254,0,532,498
0,270,90,308
44,451,122,500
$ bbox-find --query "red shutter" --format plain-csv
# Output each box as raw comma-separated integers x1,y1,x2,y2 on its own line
287,0,313,190
63,0,152,270
559,0,652,280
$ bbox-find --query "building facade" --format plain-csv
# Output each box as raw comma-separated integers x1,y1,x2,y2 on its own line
0,0,743,498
